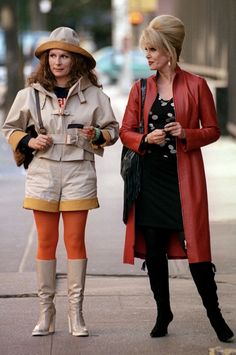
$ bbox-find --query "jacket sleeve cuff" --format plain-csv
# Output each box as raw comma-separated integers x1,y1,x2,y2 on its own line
139,134,148,151
18,135,35,154
91,129,111,148
8,131,28,151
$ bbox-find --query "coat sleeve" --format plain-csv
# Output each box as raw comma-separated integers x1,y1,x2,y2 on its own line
182,78,220,151
91,91,119,148
119,81,144,153
1,89,33,151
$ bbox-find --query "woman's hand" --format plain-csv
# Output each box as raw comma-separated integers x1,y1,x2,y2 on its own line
146,129,166,145
28,134,53,151
79,126,97,141
164,122,185,139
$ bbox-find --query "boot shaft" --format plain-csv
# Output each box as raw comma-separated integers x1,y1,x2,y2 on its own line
32,259,56,336
189,262,218,312
67,259,87,304
36,259,56,303
146,255,170,307
67,259,88,336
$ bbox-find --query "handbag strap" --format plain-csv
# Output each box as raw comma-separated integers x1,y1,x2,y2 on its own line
34,89,47,135
139,78,147,133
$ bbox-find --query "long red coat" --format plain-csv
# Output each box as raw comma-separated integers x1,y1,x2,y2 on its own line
120,66,220,264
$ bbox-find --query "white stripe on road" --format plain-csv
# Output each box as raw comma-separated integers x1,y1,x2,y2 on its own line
18,224,36,273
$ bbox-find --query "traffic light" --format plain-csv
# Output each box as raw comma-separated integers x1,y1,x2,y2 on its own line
128,11,144,25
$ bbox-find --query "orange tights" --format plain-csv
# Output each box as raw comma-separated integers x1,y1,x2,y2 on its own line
33,210,88,260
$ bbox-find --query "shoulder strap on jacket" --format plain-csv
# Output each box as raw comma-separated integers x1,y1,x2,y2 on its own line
34,89,47,135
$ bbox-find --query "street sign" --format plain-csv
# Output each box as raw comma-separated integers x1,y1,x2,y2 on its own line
128,11,144,25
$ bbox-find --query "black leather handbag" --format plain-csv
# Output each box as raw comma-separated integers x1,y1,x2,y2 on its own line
121,78,147,224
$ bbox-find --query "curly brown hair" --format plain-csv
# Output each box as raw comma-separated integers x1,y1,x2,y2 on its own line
27,51,101,91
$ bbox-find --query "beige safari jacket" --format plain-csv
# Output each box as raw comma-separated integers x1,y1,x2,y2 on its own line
2,76,119,162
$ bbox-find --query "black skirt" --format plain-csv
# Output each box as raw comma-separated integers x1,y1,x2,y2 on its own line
136,150,183,231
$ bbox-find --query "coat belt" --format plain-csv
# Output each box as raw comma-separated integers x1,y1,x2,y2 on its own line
50,134,80,145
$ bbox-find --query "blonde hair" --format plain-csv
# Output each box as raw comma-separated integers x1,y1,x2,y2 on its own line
139,15,185,68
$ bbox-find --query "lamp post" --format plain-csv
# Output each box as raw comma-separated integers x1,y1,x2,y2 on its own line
112,0,133,94
29,0,51,30
38,0,52,30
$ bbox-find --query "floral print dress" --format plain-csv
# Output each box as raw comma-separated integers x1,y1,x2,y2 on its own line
136,94,183,231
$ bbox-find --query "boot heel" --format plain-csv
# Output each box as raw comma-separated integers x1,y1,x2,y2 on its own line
68,315,72,334
150,311,173,338
68,312,89,337
209,315,234,342
32,308,56,336
49,313,56,334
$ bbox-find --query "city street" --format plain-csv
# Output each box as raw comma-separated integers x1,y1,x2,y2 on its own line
0,84,236,354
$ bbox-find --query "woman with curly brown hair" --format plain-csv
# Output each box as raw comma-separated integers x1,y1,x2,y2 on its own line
2,27,119,337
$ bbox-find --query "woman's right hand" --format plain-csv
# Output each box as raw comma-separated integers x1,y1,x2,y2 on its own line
28,134,53,151
146,129,166,145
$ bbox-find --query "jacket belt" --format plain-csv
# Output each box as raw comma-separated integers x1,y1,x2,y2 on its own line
50,134,103,157
50,134,80,145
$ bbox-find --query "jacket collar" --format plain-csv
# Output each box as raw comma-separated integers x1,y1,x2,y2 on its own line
151,64,183,83
31,75,93,104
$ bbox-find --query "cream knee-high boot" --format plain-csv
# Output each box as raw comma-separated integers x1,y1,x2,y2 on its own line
67,259,88,337
32,259,56,336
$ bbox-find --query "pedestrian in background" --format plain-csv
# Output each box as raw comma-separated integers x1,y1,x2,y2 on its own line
120,14,234,342
2,27,119,337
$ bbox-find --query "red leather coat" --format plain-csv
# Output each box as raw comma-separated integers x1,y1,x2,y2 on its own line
120,66,220,264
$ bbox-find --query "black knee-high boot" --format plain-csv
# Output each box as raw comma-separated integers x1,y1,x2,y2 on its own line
144,228,173,337
189,262,234,342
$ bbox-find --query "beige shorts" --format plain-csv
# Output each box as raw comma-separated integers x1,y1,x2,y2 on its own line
24,157,99,212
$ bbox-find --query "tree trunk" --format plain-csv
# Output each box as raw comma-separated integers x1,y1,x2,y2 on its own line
0,1,24,116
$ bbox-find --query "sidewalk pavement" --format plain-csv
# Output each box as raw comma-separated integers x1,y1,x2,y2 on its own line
0,272,236,355
1,85,236,355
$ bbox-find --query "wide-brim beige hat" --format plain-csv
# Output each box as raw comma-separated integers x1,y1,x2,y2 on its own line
35,27,96,69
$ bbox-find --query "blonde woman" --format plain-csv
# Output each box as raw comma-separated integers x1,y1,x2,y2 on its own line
120,15,234,342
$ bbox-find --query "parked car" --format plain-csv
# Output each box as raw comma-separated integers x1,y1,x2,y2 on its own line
94,46,153,85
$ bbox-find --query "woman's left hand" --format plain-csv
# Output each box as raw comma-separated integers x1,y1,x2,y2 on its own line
164,122,185,139
28,134,53,151
79,126,96,141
